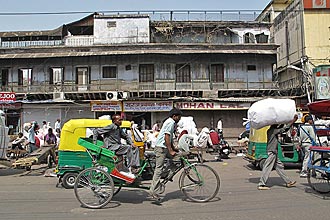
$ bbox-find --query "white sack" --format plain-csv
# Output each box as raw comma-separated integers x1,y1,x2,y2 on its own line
177,116,198,136
248,98,297,129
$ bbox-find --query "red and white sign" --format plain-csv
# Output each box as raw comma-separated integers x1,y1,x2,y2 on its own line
0,92,16,102
304,0,330,8
313,0,327,8
175,102,250,110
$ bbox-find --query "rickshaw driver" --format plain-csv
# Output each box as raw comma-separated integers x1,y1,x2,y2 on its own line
93,114,140,175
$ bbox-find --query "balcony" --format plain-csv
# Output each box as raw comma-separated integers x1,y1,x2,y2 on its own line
64,36,94,47
6,79,275,100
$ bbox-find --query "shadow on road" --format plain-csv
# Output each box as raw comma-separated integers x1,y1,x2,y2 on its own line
0,168,25,176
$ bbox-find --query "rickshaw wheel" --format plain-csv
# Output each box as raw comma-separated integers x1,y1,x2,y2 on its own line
62,172,78,189
155,183,165,194
179,164,220,202
74,167,114,209
307,158,330,194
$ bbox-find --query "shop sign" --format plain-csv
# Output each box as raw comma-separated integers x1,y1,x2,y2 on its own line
90,101,122,111
175,102,250,110
123,101,173,112
0,102,21,109
0,92,16,102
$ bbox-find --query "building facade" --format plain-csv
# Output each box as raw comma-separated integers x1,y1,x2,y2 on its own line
0,11,277,137
260,0,330,105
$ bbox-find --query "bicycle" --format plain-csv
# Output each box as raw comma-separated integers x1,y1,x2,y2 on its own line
307,146,330,194
73,138,221,209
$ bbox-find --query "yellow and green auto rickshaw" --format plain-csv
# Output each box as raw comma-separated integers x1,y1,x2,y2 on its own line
56,119,145,188
245,125,302,170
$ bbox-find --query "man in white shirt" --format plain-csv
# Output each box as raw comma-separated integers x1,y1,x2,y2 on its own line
54,118,61,131
217,118,223,133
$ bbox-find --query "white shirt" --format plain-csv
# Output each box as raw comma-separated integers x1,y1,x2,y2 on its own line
217,120,223,131
54,121,61,130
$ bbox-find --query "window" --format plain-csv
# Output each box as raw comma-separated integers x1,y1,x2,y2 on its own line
49,67,64,85
255,33,269,43
76,67,90,85
1,69,9,87
18,68,33,85
210,64,224,83
247,65,256,71
139,64,154,82
244,32,255,43
102,66,117,78
107,21,116,28
175,64,191,83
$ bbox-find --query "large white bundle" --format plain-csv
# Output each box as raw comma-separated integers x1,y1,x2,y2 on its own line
177,116,198,136
248,98,296,129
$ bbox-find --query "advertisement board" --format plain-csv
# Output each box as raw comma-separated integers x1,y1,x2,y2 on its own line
0,92,16,102
314,65,330,100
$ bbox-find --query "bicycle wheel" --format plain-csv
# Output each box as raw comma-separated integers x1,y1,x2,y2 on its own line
74,167,114,209
179,164,220,202
307,158,330,194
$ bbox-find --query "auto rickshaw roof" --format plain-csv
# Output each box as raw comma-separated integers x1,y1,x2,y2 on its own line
62,119,131,133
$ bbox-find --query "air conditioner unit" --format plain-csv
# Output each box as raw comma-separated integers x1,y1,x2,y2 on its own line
53,92,65,100
106,91,128,100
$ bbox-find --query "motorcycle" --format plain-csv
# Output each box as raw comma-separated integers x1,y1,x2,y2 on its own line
207,129,231,160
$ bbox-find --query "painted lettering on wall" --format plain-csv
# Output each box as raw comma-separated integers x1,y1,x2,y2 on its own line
175,102,249,110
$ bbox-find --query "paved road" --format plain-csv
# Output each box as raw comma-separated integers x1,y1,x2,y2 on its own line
0,155,329,220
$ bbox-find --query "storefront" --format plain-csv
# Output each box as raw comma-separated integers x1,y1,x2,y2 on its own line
90,100,173,129
175,101,251,138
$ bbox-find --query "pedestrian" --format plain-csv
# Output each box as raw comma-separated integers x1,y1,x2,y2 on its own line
217,118,223,133
42,120,47,132
258,115,298,190
54,118,61,131
27,121,38,153
93,114,140,177
152,120,161,133
298,115,317,178
148,107,182,201
11,132,27,150
44,128,57,145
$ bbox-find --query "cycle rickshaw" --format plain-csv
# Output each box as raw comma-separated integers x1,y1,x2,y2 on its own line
73,137,221,209
306,100,330,193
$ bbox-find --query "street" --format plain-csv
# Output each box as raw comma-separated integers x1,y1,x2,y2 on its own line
0,155,329,220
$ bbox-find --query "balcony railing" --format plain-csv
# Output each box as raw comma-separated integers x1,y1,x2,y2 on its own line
2,80,274,94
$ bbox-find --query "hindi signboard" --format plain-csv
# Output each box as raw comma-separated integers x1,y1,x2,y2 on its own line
90,101,122,112
123,101,173,112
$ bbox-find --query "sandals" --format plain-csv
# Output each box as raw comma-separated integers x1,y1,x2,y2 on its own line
286,181,296,188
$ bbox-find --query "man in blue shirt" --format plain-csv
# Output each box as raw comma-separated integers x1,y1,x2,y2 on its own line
149,108,182,200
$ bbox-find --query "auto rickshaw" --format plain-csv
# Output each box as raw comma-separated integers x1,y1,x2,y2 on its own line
56,119,145,188
245,125,302,170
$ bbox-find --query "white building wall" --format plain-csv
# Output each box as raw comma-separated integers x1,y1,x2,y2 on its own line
94,16,150,44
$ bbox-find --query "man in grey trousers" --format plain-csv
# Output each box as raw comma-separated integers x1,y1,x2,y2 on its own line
258,115,298,190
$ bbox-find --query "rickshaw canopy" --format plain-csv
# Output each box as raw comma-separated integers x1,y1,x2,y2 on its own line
59,119,132,151
307,100,330,117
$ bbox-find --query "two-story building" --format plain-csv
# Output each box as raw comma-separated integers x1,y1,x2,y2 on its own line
0,11,277,137
259,0,330,107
